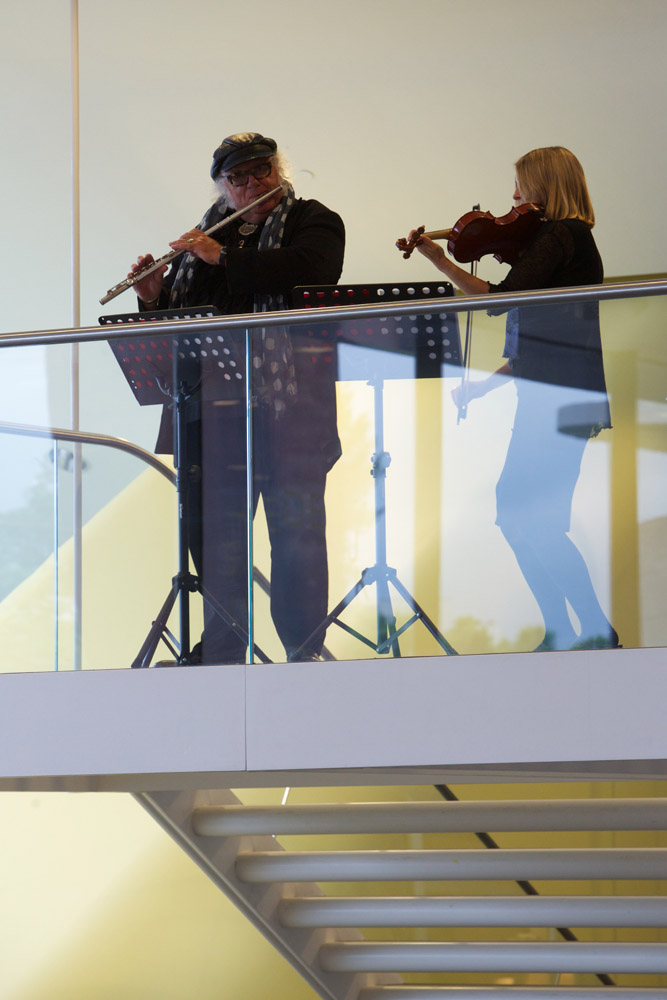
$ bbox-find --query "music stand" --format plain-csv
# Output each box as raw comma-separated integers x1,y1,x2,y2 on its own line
289,282,461,658
101,306,271,666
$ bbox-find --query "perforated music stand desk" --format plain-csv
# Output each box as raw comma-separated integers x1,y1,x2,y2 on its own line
100,306,270,666
291,282,461,658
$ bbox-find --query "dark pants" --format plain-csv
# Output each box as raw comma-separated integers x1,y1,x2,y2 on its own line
185,397,332,664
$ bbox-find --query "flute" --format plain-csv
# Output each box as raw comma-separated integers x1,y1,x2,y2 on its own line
99,185,284,306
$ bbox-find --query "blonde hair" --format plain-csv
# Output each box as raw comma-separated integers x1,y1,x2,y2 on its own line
515,147,595,226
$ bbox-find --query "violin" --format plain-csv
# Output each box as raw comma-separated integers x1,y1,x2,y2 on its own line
396,203,544,266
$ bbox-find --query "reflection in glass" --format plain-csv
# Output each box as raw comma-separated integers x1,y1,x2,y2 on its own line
479,299,618,652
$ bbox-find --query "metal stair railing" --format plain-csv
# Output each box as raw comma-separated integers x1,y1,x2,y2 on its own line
138,790,667,1000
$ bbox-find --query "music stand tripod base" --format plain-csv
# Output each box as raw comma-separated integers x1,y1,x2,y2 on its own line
293,389,458,660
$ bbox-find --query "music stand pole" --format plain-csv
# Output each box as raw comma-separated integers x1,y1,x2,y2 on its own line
131,372,272,667
370,374,401,656
174,379,195,659
131,375,200,667
125,348,270,667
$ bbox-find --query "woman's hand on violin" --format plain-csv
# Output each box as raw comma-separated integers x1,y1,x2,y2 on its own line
396,226,450,269
130,255,167,304
169,229,222,265
410,231,447,267
398,221,490,295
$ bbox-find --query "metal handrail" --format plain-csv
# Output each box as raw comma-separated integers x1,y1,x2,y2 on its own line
1,277,666,348
0,421,174,672
0,419,317,657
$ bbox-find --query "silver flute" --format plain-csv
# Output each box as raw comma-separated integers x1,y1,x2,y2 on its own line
99,185,284,305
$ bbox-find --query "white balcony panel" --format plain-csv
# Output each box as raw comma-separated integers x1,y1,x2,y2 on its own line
0,645,667,788
0,665,246,784
246,649,667,773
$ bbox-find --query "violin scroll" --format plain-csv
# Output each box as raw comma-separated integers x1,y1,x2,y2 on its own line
396,226,425,259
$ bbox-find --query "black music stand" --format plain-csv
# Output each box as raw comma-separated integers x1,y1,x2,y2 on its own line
290,282,461,658
101,307,271,666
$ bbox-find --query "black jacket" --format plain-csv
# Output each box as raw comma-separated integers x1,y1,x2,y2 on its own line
489,219,608,398
153,197,345,457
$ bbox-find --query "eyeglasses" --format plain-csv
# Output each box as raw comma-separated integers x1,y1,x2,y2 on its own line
222,162,273,187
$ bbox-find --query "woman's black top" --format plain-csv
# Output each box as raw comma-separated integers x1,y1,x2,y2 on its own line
488,219,609,407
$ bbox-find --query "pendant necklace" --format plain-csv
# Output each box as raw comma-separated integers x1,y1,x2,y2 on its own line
238,222,258,236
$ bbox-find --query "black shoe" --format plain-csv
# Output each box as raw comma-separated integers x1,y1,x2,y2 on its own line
153,642,202,667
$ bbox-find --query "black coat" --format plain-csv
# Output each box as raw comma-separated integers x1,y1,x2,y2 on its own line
152,197,345,457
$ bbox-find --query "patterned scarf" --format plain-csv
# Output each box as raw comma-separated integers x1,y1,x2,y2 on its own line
169,184,298,416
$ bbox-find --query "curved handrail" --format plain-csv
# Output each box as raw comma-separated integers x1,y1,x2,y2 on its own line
0,421,175,483
0,277,666,348
0,420,326,656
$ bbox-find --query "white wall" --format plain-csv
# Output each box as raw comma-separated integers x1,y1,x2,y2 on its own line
79,0,666,311
2,0,666,334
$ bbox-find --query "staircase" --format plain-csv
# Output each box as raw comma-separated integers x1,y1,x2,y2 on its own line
136,789,667,999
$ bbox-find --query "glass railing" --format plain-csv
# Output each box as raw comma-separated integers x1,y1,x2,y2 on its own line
246,277,667,663
1,276,665,670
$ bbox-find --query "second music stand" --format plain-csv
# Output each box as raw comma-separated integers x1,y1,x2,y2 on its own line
290,282,461,658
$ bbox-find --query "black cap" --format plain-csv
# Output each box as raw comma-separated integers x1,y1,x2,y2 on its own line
210,132,277,179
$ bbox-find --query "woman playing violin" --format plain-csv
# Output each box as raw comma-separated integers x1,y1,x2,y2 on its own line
408,146,619,651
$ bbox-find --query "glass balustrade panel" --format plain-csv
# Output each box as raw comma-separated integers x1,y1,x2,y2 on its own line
0,342,64,673
1,286,666,672
0,333,169,673
247,286,667,661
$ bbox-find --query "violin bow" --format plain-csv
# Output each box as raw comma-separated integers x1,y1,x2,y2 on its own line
456,203,480,424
